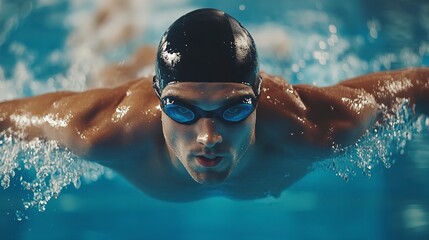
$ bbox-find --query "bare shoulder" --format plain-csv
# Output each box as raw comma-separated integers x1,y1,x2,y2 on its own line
255,73,312,150
256,73,308,129
256,72,378,149
32,77,163,162
78,77,163,161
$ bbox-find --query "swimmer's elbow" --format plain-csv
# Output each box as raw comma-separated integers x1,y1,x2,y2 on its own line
327,117,375,147
313,104,378,148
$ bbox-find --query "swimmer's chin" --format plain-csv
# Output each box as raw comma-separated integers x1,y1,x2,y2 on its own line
191,171,231,185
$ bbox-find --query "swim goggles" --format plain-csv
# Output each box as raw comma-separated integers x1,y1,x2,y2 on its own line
159,96,258,125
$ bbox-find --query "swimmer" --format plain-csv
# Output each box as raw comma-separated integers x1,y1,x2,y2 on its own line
0,9,428,201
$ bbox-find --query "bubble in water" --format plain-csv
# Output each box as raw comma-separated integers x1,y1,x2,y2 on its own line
15,210,25,221
1,128,106,212
23,201,32,210
73,178,81,189
38,201,46,212
1,174,11,189
329,24,337,34
316,99,426,180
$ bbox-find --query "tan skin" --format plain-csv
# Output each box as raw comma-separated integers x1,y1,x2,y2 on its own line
0,68,428,201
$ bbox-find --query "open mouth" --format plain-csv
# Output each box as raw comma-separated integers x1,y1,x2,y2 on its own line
196,156,223,167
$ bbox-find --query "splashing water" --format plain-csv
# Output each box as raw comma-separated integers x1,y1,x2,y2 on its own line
1,0,428,217
0,129,106,212
317,99,429,181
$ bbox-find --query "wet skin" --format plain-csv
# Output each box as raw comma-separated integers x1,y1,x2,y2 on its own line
0,69,428,201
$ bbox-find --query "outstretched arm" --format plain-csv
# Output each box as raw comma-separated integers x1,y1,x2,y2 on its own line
338,67,429,115
258,68,428,149
0,78,161,160
294,67,428,146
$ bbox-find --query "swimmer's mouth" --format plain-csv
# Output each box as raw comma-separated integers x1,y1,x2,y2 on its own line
195,155,223,167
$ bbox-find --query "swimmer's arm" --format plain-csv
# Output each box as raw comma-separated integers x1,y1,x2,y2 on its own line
0,88,127,155
258,73,375,149
0,79,160,160
0,91,76,139
337,67,429,115
291,67,428,147
292,83,378,147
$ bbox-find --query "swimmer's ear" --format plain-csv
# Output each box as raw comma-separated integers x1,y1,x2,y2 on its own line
152,76,162,98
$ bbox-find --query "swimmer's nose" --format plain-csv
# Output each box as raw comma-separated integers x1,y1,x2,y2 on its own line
196,118,223,147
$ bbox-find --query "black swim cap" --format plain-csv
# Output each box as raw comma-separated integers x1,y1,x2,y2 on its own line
153,8,261,97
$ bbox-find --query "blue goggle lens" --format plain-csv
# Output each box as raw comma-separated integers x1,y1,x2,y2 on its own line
163,104,196,123
222,104,254,122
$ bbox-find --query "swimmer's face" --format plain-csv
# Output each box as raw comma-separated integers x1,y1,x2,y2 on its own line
161,82,257,185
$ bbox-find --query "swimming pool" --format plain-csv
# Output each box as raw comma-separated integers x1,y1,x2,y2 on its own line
1,0,428,239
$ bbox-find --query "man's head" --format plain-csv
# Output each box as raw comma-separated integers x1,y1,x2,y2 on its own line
154,8,261,184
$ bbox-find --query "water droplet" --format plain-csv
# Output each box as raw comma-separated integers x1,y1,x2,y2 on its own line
73,178,81,189
24,161,31,169
1,175,11,189
319,41,327,50
23,202,31,210
38,201,46,212
291,64,300,72
15,210,24,221
329,24,337,34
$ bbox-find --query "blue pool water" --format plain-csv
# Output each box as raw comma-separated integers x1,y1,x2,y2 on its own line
1,0,429,239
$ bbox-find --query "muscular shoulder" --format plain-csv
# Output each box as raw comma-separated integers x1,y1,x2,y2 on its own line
293,83,378,123
49,77,162,160
256,73,378,148
255,73,311,149
256,73,308,134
